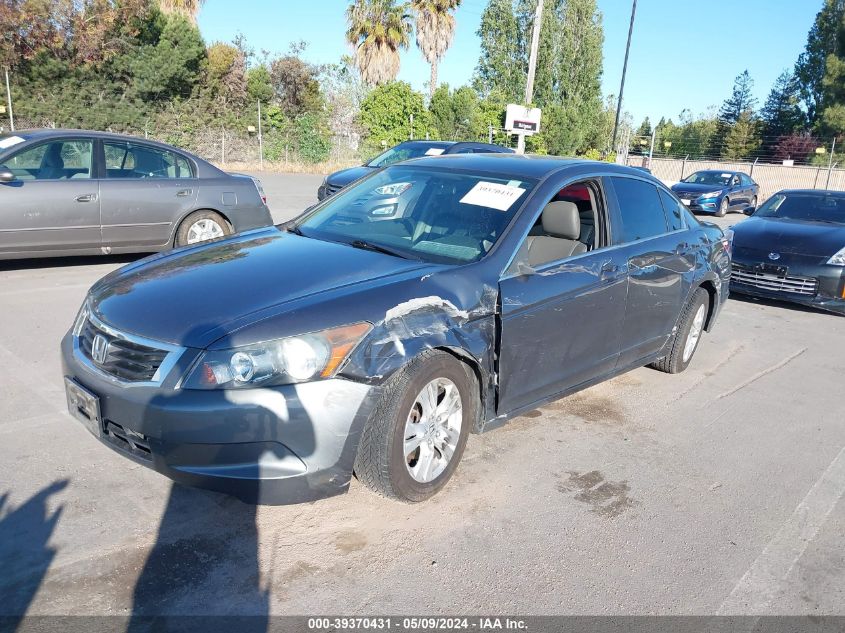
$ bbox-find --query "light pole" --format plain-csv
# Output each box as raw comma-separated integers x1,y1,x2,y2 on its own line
4,67,14,131
611,0,637,153
518,0,544,155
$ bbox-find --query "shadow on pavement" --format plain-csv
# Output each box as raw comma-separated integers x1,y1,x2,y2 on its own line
0,254,144,272
0,480,69,628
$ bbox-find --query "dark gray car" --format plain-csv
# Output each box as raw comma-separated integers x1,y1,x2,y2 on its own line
61,154,731,505
0,129,272,260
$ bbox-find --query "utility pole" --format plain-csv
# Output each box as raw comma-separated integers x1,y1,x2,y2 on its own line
647,127,656,170
518,0,544,155
4,68,14,131
257,100,264,171
611,0,637,152
826,137,837,189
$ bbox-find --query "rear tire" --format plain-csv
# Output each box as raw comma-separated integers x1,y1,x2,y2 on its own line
650,288,709,374
354,350,476,502
175,210,231,247
716,197,728,217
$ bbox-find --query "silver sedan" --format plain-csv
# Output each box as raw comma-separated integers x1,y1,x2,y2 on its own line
0,129,273,260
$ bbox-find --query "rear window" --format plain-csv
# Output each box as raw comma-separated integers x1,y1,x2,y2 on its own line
611,177,668,243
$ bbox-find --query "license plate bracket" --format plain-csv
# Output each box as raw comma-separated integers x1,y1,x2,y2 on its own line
756,263,788,276
65,377,102,438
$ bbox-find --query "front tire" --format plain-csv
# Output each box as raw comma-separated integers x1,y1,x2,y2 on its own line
749,195,757,212
716,197,729,217
354,350,476,502
175,210,232,247
650,288,709,374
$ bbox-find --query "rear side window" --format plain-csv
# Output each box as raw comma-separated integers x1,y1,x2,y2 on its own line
104,141,182,179
610,177,668,243
658,189,685,232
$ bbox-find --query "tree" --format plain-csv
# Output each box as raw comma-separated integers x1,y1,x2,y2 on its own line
472,0,522,102
774,132,821,163
635,117,652,139
359,81,433,150
710,70,757,157
760,69,806,143
429,83,484,140
411,0,461,98
246,65,273,104
158,0,205,23
819,11,845,136
270,43,323,117
206,43,247,108
723,110,762,160
718,70,757,124
794,0,845,123
346,0,412,86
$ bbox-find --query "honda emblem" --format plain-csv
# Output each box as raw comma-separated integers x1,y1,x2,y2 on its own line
91,334,109,364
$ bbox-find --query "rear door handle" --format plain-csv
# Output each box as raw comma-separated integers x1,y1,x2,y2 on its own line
176,189,192,197
76,194,97,202
600,260,621,280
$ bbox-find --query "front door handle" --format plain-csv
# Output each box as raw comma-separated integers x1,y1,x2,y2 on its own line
176,189,192,197
76,194,97,202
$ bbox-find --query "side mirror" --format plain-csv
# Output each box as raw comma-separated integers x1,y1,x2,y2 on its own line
0,166,15,182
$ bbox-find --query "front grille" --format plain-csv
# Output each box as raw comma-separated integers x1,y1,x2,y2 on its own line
326,183,343,196
731,265,819,296
79,318,169,382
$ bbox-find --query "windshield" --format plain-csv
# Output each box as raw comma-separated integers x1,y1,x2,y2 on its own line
682,171,732,186
754,193,845,224
297,165,537,264
366,144,449,168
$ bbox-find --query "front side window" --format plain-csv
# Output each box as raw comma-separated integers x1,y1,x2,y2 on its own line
611,177,668,243
6,139,93,180
104,142,181,179
298,165,537,264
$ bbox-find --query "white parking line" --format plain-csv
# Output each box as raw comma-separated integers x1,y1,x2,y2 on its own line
717,444,845,614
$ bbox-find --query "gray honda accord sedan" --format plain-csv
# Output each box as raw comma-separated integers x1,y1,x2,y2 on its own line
61,154,732,504
0,129,272,260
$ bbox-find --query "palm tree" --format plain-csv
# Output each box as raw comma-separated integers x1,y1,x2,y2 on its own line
411,0,461,98
346,0,413,86
158,0,205,23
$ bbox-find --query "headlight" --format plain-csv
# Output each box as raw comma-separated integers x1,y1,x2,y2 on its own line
827,246,845,266
373,182,412,196
699,191,723,199
183,322,372,389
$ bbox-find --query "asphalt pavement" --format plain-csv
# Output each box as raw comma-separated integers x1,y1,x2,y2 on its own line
1,172,843,620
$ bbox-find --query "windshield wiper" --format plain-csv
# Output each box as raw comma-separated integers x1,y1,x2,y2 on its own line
284,223,304,236
348,239,418,260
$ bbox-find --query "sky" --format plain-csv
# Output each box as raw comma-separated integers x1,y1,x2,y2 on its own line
197,0,820,126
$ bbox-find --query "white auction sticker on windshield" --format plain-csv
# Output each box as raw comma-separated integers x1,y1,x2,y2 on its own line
721,173,732,178
0,135,25,149
425,147,445,156
460,181,526,211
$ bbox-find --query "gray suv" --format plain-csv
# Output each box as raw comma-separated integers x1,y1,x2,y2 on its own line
0,129,272,260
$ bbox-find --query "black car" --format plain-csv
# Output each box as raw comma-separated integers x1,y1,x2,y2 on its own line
730,189,845,314
672,170,759,217
317,140,514,200
62,155,730,505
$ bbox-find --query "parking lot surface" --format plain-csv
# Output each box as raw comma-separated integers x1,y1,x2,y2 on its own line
2,172,844,617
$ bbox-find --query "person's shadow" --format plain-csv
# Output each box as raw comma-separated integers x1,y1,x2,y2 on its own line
127,483,268,633
0,480,69,631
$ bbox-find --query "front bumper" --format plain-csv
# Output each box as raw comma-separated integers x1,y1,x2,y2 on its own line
61,333,381,504
679,197,720,213
730,250,845,315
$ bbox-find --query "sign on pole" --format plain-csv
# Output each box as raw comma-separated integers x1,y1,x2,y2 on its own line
505,104,541,136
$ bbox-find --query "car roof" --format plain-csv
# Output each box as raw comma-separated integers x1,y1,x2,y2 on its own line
445,141,514,154
688,169,745,175
395,140,455,149
777,189,845,197
3,128,198,156
401,153,659,181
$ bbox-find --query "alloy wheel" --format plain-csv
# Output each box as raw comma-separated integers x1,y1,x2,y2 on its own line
186,219,225,244
683,304,706,363
403,377,463,484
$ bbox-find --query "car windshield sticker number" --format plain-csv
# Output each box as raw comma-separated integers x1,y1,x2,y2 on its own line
721,173,732,178
0,135,25,149
424,148,445,156
460,181,526,212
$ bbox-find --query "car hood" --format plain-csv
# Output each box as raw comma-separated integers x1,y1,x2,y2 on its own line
88,227,434,348
732,216,845,257
672,183,726,195
326,165,375,188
